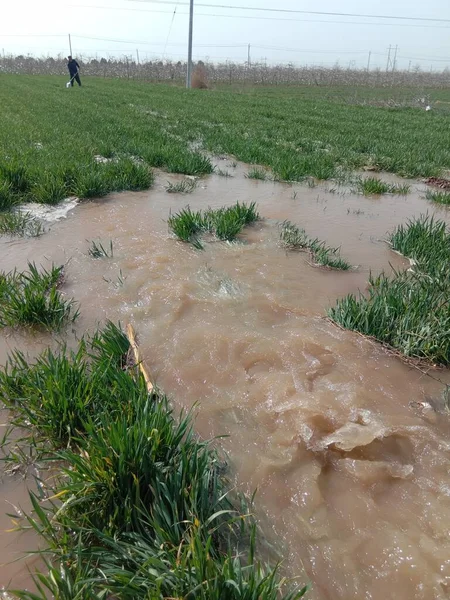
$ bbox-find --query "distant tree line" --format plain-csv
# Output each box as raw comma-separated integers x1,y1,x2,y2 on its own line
1,54,449,87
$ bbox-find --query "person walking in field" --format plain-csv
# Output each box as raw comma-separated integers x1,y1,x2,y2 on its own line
67,56,81,86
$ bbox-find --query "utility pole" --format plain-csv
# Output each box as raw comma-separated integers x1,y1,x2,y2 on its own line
367,51,371,72
247,43,251,68
392,45,398,72
386,45,392,72
68,33,72,56
186,0,194,88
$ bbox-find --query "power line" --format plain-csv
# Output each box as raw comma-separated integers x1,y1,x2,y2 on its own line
398,54,450,63
75,35,370,53
253,45,369,55
0,34,67,37
73,34,246,47
127,0,450,23
67,5,450,29
162,1,178,58
57,36,450,62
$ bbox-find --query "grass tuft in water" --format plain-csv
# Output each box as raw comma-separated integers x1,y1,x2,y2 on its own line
0,321,130,448
280,221,309,250
246,167,269,181
355,177,410,196
443,386,450,413
0,263,78,330
425,189,450,205
232,200,260,225
168,201,260,248
216,168,232,177
2,322,309,599
280,221,350,270
167,206,204,248
165,178,197,194
214,209,246,241
329,214,450,365
88,239,114,258
312,246,352,270
0,211,44,237
388,214,449,277
11,554,99,600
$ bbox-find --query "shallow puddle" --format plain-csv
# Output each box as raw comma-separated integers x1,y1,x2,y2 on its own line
1,166,450,598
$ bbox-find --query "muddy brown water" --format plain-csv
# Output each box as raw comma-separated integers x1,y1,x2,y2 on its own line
1,163,450,599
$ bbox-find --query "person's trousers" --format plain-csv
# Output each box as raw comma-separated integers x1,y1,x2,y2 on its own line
70,73,81,86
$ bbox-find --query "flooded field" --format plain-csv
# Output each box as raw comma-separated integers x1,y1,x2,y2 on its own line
1,164,450,599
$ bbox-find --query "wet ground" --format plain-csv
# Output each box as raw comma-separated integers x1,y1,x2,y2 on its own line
1,162,450,599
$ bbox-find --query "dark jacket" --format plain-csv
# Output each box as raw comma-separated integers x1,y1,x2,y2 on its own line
68,59,80,75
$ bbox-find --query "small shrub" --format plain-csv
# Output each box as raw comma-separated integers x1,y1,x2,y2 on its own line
191,64,208,89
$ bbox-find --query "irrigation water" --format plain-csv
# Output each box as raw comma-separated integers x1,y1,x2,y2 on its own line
1,162,450,599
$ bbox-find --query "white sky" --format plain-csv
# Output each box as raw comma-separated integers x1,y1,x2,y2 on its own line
1,0,450,70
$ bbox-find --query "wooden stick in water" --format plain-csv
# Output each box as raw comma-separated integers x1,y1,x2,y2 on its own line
126,323,154,393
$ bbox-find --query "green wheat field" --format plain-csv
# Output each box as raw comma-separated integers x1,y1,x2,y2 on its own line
1,75,450,211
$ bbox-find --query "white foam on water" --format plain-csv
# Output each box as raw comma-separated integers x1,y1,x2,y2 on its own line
19,197,79,222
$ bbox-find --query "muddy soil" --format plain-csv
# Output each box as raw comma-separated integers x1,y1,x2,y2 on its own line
1,163,449,599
